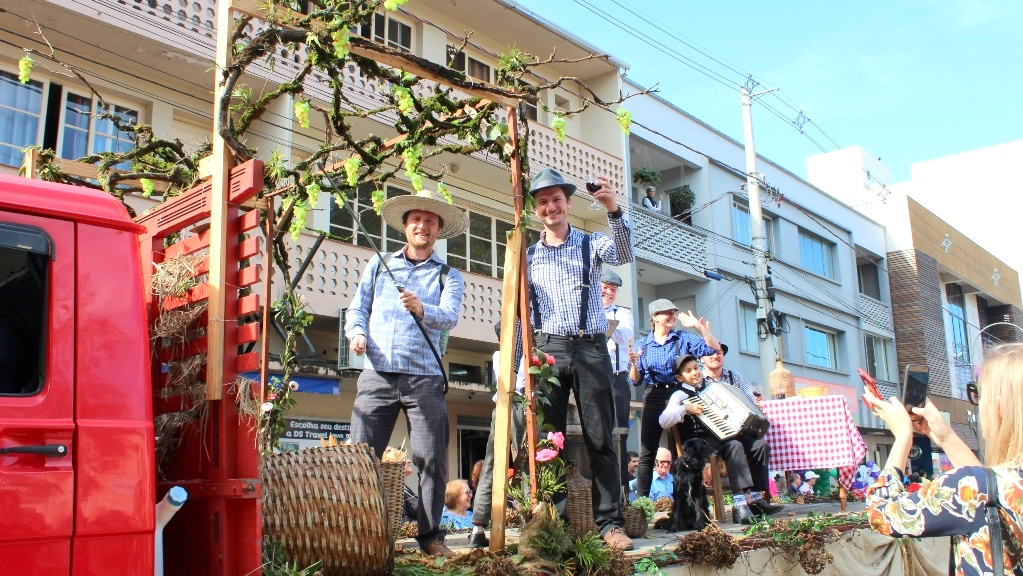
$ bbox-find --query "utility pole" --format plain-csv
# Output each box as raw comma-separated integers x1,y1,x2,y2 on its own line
741,79,778,393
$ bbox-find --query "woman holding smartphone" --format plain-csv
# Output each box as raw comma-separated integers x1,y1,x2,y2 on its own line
863,344,1023,576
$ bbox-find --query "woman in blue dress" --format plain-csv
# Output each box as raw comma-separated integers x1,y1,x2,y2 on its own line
440,479,474,531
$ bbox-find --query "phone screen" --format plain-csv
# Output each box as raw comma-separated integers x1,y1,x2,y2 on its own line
903,365,929,410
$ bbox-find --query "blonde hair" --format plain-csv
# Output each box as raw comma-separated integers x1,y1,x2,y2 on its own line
978,343,1023,467
444,479,469,509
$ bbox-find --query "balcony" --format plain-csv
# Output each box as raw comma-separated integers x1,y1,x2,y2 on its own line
275,233,503,342
630,204,708,274
859,293,894,333
49,0,625,195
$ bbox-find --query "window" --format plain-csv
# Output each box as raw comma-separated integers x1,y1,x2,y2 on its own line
0,70,44,167
449,362,483,384
740,303,761,354
804,325,837,369
329,183,410,252
59,93,138,171
446,46,491,82
0,223,51,396
858,261,881,300
732,203,773,253
360,13,412,52
448,210,538,278
946,283,971,367
799,229,834,278
864,333,896,382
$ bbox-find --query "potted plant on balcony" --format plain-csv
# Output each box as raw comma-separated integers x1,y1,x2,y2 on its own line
669,185,696,224
632,167,662,188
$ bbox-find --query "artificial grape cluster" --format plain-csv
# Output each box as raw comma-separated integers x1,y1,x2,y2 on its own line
370,188,386,213
402,145,424,191
616,107,632,136
437,182,453,204
290,200,309,241
383,0,409,11
330,22,350,59
18,57,33,84
294,100,310,129
551,113,566,143
392,86,415,116
343,156,361,186
140,178,155,198
305,181,321,207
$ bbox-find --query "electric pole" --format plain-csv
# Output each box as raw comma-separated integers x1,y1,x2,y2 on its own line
741,79,778,393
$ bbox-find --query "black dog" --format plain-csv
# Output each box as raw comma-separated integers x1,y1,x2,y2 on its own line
659,437,716,532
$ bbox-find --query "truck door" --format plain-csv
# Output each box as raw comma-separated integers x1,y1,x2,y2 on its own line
0,215,75,574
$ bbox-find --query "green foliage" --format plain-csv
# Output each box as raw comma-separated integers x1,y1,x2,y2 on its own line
140,178,155,198
570,532,609,573
743,510,868,547
260,290,314,456
633,546,678,576
18,56,33,84
262,541,322,576
669,184,694,206
632,167,661,186
631,496,655,522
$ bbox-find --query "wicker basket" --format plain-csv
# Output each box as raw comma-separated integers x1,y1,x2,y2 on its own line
622,505,648,538
263,445,392,576
378,460,405,543
565,464,600,539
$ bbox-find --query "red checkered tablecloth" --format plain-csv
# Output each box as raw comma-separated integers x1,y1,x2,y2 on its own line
762,395,867,489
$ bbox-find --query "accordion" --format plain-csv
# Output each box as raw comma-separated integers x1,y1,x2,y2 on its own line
689,380,770,441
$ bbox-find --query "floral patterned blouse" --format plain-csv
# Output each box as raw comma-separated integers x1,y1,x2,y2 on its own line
867,466,1023,576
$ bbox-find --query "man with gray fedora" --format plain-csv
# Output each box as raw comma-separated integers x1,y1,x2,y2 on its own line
525,167,636,550
601,267,635,487
345,187,468,557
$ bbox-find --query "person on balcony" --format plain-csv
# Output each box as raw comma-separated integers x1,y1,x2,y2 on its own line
344,188,468,558
641,186,662,211
601,268,635,488
525,167,636,550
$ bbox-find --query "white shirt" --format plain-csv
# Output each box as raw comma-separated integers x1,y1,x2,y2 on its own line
490,351,525,402
604,304,635,373
641,196,662,211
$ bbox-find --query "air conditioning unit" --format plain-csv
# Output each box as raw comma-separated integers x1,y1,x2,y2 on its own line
337,308,366,370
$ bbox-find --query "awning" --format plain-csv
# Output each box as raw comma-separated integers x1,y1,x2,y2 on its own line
239,372,340,395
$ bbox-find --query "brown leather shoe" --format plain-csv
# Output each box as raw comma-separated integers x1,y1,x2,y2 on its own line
421,538,455,557
602,527,634,551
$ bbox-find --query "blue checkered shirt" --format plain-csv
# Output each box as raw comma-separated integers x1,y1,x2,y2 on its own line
344,248,464,375
633,330,716,385
528,216,634,335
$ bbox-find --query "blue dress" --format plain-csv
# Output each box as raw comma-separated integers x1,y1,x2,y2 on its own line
440,507,474,530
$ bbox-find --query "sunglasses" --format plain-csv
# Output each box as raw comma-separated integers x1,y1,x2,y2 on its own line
966,382,980,406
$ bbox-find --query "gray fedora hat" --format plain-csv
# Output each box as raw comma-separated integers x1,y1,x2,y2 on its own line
529,167,576,197
600,269,623,286
380,188,469,240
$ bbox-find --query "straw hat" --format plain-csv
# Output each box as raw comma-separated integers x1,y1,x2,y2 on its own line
380,188,469,240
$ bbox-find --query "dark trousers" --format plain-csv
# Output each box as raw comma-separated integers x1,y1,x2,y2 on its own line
698,431,771,495
535,333,624,535
472,402,525,527
636,385,676,498
350,370,448,547
611,371,632,487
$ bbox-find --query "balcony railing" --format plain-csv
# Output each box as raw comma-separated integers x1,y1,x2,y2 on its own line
266,232,503,342
630,204,708,273
859,293,894,332
57,0,625,195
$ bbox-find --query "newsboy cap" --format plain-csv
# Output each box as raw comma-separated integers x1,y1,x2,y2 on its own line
648,298,678,316
601,269,623,286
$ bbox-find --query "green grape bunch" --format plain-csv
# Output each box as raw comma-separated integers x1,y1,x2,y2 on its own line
383,0,409,10
330,22,350,59
305,181,321,207
616,107,632,136
551,113,566,143
294,100,310,129
392,86,415,116
437,182,453,204
370,188,386,213
140,178,155,198
343,156,361,187
290,199,309,241
18,57,33,84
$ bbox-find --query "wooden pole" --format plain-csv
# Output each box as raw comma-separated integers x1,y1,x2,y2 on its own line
258,197,274,412
489,107,535,551
206,0,234,401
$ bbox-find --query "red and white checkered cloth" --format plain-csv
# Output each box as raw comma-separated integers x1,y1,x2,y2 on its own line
762,395,867,490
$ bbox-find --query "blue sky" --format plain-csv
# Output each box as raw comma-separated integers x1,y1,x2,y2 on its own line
512,0,1022,183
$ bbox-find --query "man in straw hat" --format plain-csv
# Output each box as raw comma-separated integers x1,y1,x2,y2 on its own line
345,187,468,557
525,167,636,550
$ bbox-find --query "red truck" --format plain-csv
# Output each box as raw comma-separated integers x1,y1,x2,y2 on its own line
0,164,265,576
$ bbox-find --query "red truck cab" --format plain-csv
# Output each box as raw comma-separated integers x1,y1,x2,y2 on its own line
0,177,155,574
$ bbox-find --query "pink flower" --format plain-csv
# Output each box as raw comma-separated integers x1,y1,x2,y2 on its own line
547,431,565,450
261,402,274,413
289,381,299,391
267,393,278,400
536,448,559,462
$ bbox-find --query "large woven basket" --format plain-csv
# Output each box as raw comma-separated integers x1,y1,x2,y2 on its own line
622,505,648,538
378,460,405,543
565,464,600,539
263,445,392,576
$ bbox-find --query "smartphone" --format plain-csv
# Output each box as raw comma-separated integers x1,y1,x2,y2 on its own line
858,368,881,400
903,364,929,411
